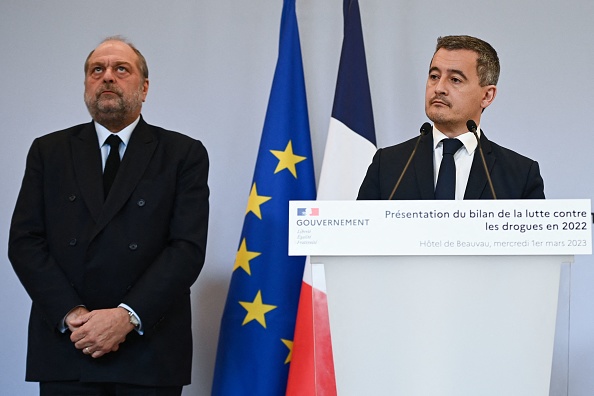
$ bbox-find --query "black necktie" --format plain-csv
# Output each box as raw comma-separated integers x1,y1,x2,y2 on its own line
103,134,122,199
435,138,463,200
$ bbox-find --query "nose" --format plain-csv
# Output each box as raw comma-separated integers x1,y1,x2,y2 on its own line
434,77,447,95
103,67,115,83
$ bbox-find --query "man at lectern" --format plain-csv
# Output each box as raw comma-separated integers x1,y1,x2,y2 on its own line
357,35,544,200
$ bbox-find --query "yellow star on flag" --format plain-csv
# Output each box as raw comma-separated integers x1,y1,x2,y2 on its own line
245,183,272,219
270,140,307,178
239,290,277,328
281,339,293,364
233,238,261,275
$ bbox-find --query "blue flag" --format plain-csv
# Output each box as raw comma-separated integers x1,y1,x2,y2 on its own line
332,0,376,146
212,0,316,394
316,0,377,200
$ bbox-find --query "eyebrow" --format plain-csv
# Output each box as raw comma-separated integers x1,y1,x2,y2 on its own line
429,66,468,81
89,60,133,67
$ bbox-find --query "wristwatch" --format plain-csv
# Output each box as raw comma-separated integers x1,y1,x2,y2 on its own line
126,309,140,328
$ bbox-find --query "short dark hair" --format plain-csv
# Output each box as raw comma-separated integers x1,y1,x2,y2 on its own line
84,35,149,79
435,35,499,86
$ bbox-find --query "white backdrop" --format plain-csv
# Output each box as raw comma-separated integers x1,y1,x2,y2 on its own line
1,1,592,395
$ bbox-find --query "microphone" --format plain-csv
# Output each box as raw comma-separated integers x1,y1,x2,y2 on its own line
388,122,432,200
466,120,497,199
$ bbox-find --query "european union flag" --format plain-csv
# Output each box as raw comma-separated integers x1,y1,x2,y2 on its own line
212,0,316,395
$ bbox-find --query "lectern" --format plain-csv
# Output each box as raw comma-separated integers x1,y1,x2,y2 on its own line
289,200,591,396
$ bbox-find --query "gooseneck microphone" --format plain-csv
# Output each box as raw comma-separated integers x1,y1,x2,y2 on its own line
466,120,497,200
388,122,432,200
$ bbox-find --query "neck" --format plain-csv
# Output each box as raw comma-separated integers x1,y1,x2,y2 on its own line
96,113,139,133
435,120,477,138
436,127,466,138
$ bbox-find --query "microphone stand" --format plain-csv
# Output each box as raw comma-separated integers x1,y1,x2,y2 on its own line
388,123,431,200
466,120,497,200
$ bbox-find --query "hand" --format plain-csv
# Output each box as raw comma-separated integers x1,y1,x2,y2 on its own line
70,307,135,358
65,306,90,332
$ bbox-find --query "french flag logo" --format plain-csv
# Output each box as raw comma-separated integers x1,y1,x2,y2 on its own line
297,208,319,216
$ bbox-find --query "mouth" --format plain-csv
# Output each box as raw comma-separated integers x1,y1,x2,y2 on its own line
97,90,121,101
431,98,450,107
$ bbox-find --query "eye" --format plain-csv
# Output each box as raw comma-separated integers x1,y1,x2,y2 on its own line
92,66,103,73
429,73,440,81
116,66,127,72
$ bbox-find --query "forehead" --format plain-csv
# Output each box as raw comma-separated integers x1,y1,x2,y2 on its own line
430,48,478,73
88,40,138,65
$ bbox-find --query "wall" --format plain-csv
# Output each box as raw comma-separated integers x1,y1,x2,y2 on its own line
0,1,592,394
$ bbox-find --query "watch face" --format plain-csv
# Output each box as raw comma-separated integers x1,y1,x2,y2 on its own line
128,312,139,327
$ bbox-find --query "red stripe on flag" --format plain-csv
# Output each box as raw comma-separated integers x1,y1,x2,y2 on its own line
286,281,337,395
286,281,314,393
312,285,336,395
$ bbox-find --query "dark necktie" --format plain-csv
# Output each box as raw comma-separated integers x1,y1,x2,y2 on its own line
103,134,122,199
435,138,463,200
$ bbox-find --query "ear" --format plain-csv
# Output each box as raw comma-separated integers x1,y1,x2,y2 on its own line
481,85,497,109
142,79,149,102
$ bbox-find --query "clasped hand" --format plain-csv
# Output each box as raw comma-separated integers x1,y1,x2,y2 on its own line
67,307,134,358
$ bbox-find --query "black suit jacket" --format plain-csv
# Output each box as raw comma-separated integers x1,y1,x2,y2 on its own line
8,117,209,386
358,131,544,200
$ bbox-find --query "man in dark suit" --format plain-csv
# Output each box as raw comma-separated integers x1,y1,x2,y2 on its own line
358,35,544,200
8,36,209,395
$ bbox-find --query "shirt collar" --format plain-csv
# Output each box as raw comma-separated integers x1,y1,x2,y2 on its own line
95,116,140,147
432,124,481,155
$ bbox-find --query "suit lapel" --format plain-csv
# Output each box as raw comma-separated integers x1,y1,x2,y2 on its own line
72,122,104,223
464,132,495,199
413,133,436,199
95,118,158,233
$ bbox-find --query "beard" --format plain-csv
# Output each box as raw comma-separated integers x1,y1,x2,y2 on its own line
425,96,458,129
84,83,143,129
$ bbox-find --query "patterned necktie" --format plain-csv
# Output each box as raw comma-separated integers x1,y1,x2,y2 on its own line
435,138,463,200
103,134,122,199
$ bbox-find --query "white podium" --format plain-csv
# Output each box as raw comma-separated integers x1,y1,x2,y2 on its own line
289,200,591,396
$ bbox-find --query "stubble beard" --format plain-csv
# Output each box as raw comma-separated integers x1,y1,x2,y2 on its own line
427,110,450,127
85,83,143,131
426,99,459,132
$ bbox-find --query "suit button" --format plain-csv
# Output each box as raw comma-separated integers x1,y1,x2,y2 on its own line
68,194,77,202
128,243,138,251
69,238,77,246
137,199,146,207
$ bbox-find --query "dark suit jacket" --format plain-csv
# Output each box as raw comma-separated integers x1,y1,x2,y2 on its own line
358,131,544,200
8,117,209,386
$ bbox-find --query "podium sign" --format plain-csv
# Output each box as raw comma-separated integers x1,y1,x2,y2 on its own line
289,199,591,256
287,199,591,396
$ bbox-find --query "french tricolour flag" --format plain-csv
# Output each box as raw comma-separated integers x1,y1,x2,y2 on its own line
286,0,376,394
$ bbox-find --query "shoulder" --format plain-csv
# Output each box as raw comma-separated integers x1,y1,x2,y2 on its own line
382,135,421,152
485,136,538,166
138,121,209,170
482,133,544,198
27,122,96,160
134,119,208,155
142,120,204,144
374,135,427,162
34,122,94,144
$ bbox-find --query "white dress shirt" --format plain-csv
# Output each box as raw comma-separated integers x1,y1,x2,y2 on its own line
95,116,139,167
